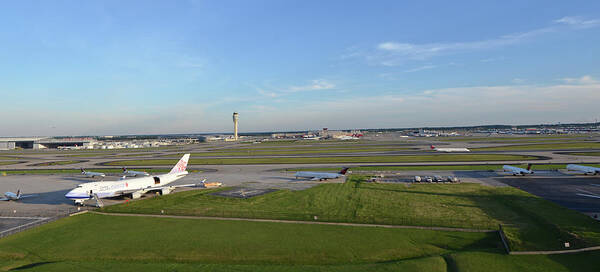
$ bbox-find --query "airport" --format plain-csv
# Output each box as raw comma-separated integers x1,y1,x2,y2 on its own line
2,2,600,271
2,120,600,271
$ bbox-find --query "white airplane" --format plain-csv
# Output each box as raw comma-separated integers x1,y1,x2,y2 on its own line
295,168,349,181
122,167,150,177
430,145,470,152
566,164,600,175
66,154,195,205
81,168,106,178
503,164,534,176
0,190,37,201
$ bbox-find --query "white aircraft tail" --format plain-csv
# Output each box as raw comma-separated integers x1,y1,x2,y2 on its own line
169,154,190,174
16,190,21,198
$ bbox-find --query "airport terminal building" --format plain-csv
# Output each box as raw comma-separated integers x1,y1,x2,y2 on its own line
0,137,94,150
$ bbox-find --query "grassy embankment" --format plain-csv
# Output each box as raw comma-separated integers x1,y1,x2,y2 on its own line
102,178,600,251
103,154,540,166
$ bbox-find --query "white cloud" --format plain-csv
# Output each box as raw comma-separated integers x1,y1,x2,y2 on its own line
349,16,599,66
555,16,600,29
241,78,600,130
560,75,598,85
287,79,335,92
403,65,437,73
257,79,336,98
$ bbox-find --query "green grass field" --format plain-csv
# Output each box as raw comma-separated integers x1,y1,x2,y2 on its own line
0,161,24,166
473,142,600,151
103,154,540,166
563,152,600,156
0,213,496,266
284,163,600,172
158,147,414,157
0,168,202,175
27,160,84,166
102,178,600,251
446,135,591,142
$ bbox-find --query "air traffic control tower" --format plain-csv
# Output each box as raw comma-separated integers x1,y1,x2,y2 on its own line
233,112,239,141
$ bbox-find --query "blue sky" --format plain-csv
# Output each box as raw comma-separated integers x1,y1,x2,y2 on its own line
1,1,599,136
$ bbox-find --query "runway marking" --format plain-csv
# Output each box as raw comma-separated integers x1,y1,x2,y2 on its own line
577,193,600,199
576,188,600,199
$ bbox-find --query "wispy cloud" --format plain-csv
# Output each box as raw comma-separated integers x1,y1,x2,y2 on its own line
555,16,600,29
403,64,437,73
257,79,336,98
560,75,598,84
243,76,600,130
347,16,599,66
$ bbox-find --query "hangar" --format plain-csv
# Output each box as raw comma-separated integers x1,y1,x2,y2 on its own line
0,137,94,150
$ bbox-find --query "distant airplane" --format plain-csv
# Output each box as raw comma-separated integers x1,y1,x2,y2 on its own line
430,145,470,152
503,164,534,176
81,168,106,178
122,167,150,177
566,164,600,175
338,135,359,140
67,154,196,205
295,167,349,181
0,190,37,201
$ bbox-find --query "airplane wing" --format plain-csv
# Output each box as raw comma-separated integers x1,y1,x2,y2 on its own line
0,197,9,201
310,177,321,181
18,194,38,199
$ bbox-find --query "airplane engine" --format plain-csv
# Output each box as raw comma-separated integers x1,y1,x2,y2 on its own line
131,191,143,199
161,188,173,195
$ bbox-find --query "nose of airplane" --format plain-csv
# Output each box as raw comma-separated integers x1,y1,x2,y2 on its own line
65,188,87,199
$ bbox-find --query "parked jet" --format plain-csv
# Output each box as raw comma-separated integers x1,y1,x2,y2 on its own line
66,154,195,205
430,145,470,152
122,167,150,177
81,168,106,178
295,168,349,181
566,164,600,175
0,190,37,201
503,164,534,176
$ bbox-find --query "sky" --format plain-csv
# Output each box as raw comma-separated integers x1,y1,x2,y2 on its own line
1,0,599,136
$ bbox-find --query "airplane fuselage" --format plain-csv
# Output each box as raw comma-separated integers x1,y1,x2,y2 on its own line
503,165,533,175
66,171,188,204
567,164,600,175
295,171,342,180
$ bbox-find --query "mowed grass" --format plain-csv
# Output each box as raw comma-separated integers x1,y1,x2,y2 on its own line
473,142,600,151
103,154,539,166
448,250,600,272
0,257,448,272
102,179,600,251
564,152,600,156
0,213,497,266
446,135,590,142
285,163,600,172
27,160,83,166
159,147,414,157
0,161,24,166
0,168,201,175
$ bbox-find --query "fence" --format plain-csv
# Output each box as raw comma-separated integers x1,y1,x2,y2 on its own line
0,207,95,239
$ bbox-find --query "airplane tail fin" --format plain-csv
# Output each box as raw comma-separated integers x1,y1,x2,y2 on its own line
527,164,533,171
122,167,127,172
430,145,435,150
80,168,85,174
17,190,21,198
169,154,190,174
339,167,350,175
